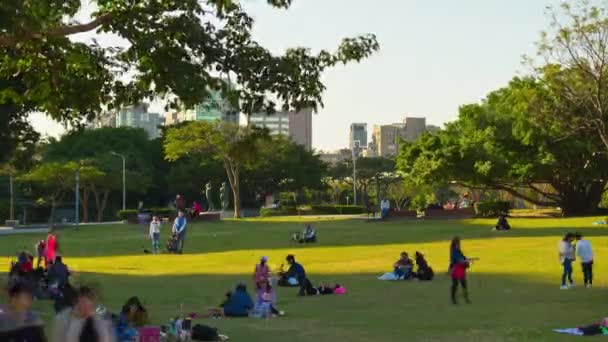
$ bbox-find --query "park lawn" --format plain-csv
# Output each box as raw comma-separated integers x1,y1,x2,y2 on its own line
1,216,607,341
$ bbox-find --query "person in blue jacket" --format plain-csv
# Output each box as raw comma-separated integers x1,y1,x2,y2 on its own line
223,284,253,317
172,211,188,254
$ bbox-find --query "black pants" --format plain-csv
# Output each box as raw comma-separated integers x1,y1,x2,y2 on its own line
298,277,314,296
451,277,469,303
582,261,593,285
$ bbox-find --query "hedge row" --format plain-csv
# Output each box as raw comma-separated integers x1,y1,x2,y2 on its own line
117,208,177,220
474,201,511,217
260,205,364,217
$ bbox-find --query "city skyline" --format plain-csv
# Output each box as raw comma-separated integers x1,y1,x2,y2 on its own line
29,0,561,151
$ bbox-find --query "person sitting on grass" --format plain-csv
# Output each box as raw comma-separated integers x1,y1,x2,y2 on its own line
393,252,414,280
253,256,270,287
494,214,511,231
285,255,314,296
222,284,254,318
254,280,284,318
299,224,316,243
0,282,47,342
53,286,115,342
414,251,434,281
115,296,148,341
47,255,70,290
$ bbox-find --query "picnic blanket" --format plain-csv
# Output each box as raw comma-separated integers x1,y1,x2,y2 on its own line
378,272,401,281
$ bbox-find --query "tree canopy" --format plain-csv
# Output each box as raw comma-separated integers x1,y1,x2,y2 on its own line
398,76,608,216
1,0,379,162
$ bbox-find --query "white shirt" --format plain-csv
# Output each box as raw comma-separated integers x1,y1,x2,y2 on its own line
149,221,161,238
558,240,574,263
381,200,390,210
53,309,114,342
576,239,593,263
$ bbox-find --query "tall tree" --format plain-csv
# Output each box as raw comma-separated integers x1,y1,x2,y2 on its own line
19,162,75,223
398,77,608,216
0,0,378,161
533,1,608,153
164,121,268,218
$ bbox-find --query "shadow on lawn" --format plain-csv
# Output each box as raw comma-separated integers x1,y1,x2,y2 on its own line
12,271,608,342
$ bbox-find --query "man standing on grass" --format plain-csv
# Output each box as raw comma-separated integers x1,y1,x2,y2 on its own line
172,211,187,254
575,232,593,288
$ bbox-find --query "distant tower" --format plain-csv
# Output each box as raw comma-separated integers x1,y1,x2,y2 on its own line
350,123,368,149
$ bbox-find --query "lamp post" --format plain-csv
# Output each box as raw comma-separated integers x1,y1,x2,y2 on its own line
75,169,80,225
352,141,361,206
110,152,126,211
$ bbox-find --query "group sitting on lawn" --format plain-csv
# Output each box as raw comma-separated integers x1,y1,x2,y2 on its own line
379,251,434,281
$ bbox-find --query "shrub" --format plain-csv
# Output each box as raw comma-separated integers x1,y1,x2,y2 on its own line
474,201,511,217
117,209,139,220
310,205,364,215
150,208,176,217
259,206,298,217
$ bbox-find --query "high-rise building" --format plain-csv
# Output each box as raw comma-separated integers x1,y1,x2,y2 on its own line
249,109,313,149
115,103,164,139
372,125,402,157
402,117,427,142
349,123,368,149
319,149,352,165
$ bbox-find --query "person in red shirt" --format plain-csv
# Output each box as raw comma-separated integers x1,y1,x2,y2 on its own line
45,233,60,267
35,240,46,268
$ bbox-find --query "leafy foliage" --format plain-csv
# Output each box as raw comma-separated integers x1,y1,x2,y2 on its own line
398,77,608,216
0,0,378,162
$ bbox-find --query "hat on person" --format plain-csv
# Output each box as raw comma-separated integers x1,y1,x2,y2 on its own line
261,256,268,262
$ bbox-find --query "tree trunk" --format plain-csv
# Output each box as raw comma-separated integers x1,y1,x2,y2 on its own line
80,188,90,222
49,198,56,225
224,159,241,218
9,173,14,221
99,191,110,222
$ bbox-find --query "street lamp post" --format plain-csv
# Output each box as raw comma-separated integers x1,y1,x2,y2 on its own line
352,141,361,206
111,152,126,211
75,170,80,225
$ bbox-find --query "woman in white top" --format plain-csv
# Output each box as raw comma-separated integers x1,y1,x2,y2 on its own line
53,287,114,342
558,233,575,289
149,216,162,254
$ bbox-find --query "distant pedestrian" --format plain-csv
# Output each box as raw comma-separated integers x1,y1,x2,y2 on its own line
172,211,187,254
175,194,186,212
558,233,575,289
575,232,593,288
149,216,162,254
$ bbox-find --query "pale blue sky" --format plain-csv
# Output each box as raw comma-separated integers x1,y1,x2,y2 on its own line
31,0,562,151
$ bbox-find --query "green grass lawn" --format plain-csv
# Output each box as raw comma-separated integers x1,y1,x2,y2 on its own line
1,216,607,341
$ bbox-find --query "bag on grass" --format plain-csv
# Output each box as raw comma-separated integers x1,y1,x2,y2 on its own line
191,324,219,341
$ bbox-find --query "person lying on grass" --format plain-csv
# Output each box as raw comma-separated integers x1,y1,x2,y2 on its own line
393,252,414,279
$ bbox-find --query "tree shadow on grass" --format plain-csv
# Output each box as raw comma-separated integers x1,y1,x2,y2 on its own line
8,271,605,342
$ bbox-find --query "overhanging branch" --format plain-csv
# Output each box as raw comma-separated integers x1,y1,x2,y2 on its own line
0,13,113,48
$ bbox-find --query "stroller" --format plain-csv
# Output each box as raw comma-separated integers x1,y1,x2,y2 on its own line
166,233,179,254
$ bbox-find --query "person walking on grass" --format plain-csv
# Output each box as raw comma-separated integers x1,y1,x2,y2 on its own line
172,211,187,254
575,232,593,288
149,216,162,254
558,233,576,290
449,237,474,304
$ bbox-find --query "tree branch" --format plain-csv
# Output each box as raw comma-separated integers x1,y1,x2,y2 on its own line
0,13,113,48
